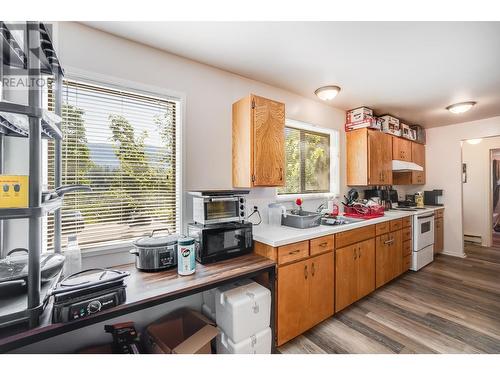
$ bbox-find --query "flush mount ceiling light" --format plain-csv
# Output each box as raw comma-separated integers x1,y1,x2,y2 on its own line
446,101,476,114
466,138,482,145
314,85,341,101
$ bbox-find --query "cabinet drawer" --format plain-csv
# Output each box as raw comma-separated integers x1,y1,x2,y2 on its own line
403,239,412,256
335,225,375,248
390,219,403,231
402,227,412,241
278,241,309,265
403,254,411,271
310,235,334,256
435,209,444,219
375,222,390,236
402,216,412,228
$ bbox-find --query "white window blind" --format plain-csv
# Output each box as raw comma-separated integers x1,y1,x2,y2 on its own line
47,79,180,251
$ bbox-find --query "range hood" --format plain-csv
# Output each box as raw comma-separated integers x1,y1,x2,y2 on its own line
392,160,424,172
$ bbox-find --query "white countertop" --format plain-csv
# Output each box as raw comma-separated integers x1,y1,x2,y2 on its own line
253,206,443,247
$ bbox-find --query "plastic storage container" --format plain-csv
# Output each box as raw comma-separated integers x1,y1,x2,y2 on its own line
202,289,216,313
202,303,216,322
217,327,271,354
215,280,271,343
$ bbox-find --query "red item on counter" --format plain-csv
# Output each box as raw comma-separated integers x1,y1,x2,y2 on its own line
295,198,303,207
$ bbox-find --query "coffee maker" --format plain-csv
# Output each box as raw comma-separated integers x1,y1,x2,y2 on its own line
424,190,444,206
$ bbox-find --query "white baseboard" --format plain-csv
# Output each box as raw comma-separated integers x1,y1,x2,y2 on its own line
439,250,466,258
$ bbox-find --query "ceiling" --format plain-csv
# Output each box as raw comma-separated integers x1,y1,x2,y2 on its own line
83,22,500,127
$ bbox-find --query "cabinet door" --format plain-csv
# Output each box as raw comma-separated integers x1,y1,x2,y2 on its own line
412,142,425,166
412,171,426,185
391,229,403,277
308,252,334,328
368,131,392,185
252,95,285,186
335,245,358,312
393,137,412,161
277,259,309,346
357,238,376,299
434,218,444,253
375,234,392,288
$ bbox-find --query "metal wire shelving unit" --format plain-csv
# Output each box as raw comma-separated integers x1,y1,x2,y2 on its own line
0,21,64,328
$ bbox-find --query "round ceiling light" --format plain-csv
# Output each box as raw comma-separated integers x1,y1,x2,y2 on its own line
314,85,341,101
466,138,482,145
446,101,476,114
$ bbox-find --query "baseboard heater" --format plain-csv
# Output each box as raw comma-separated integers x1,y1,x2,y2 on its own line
464,234,482,244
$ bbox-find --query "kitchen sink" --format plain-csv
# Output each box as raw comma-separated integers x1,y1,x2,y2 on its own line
321,216,364,226
281,210,322,229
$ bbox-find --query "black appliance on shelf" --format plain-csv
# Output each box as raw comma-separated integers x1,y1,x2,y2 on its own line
424,190,444,206
187,221,253,264
51,268,129,323
364,187,399,204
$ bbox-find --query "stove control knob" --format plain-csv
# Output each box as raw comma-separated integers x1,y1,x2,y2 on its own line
87,300,102,314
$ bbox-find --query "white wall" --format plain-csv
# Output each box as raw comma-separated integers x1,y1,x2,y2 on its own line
410,116,500,257
462,136,500,246
58,22,347,195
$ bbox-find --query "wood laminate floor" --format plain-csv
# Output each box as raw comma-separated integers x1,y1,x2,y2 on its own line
278,246,500,354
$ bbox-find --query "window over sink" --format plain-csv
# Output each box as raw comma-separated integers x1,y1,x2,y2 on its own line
45,79,181,251
278,119,339,197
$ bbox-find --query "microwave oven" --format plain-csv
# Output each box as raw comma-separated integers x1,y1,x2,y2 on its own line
187,221,253,264
190,190,248,225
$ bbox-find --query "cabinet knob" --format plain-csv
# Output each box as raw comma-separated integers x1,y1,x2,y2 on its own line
358,246,361,258
311,262,315,276
304,265,308,279
280,167,283,181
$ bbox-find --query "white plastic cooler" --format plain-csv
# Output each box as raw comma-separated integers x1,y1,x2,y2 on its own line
217,327,271,354
215,279,271,343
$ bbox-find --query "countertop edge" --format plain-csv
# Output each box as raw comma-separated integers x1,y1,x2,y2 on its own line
253,206,444,247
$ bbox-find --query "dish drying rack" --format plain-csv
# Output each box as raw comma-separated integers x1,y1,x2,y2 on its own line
343,203,385,219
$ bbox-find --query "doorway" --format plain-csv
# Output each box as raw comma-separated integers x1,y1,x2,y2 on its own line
461,136,500,259
492,148,500,249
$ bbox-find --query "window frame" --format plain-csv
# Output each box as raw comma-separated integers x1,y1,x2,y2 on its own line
44,68,185,260
277,119,339,200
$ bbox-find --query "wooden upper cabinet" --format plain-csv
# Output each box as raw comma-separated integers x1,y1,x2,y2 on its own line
392,137,412,161
232,94,285,188
393,140,426,185
412,142,425,167
346,128,392,186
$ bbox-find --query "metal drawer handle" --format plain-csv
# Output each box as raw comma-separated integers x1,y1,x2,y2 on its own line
384,239,394,245
304,265,308,279
288,249,301,255
319,242,328,247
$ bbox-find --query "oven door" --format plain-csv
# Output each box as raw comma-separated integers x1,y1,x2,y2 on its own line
414,213,435,251
194,197,241,224
199,225,252,262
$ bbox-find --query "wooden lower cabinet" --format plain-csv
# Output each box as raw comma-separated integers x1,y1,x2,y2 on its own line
375,230,402,288
277,251,334,346
335,238,375,312
434,217,444,253
277,258,309,345
307,252,335,328
335,244,358,312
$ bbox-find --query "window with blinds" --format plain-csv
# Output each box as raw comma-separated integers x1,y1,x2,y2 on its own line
46,79,180,251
